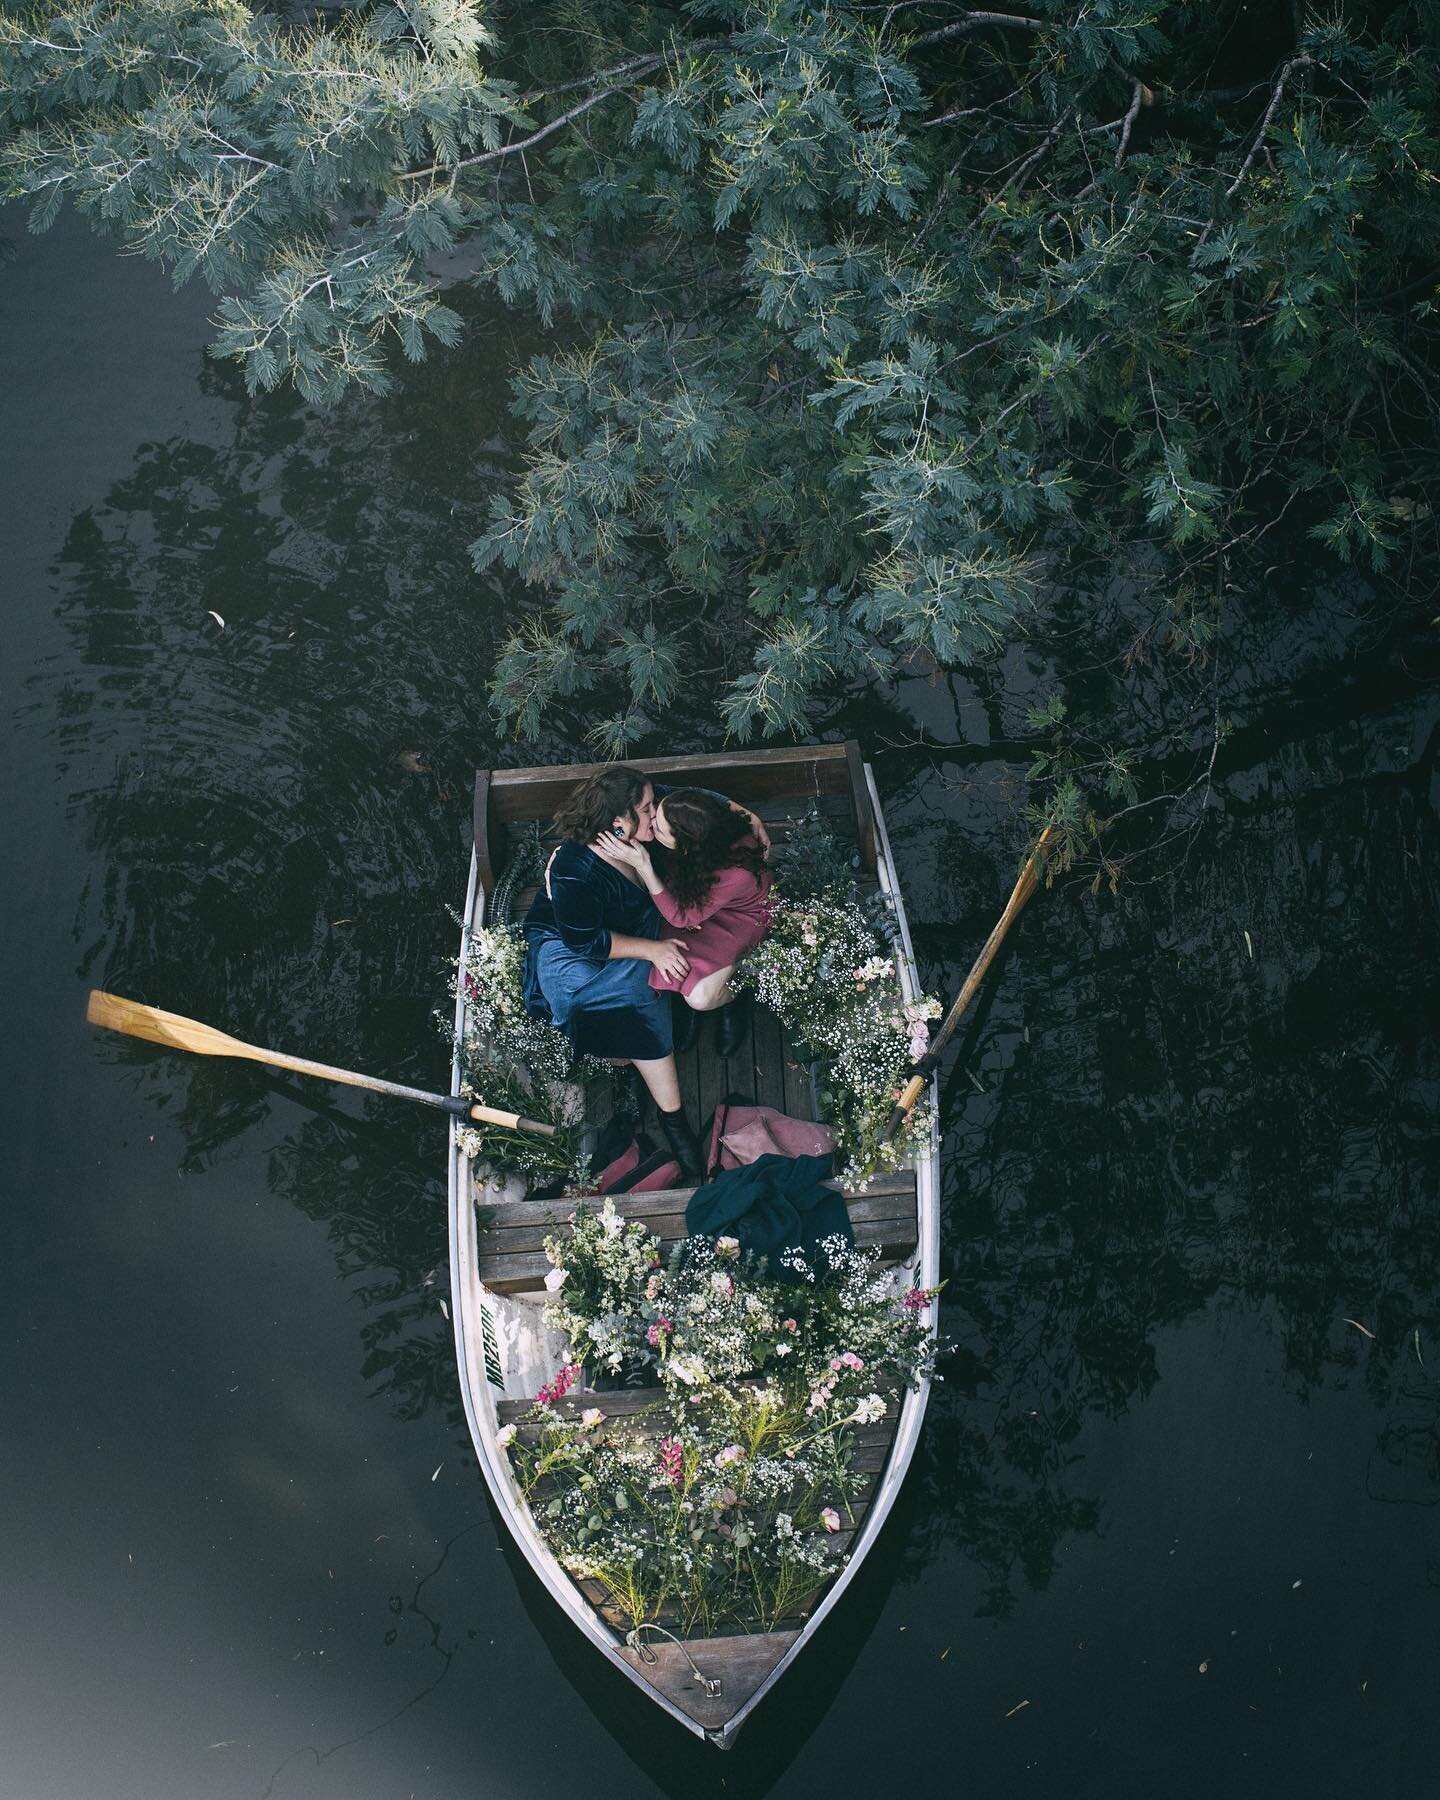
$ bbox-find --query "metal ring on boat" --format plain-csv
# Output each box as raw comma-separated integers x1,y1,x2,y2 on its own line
625,1624,723,1698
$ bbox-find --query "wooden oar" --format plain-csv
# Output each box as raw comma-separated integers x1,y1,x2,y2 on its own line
85,989,557,1136
884,823,1055,1138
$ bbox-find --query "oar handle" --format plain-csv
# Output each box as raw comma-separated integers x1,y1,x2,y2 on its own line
467,1101,557,1138
887,1072,931,1135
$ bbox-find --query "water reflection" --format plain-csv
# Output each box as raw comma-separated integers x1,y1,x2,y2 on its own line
32,286,1440,1765
874,584,1440,1615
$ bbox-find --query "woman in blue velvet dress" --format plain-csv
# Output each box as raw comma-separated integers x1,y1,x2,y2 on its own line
522,765,767,1176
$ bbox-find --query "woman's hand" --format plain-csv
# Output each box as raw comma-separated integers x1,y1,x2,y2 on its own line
648,938,691,983
591,829,653,876
730,801,771,853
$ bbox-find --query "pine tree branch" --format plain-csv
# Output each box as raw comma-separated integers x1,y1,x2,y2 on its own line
398,86,627,182
1224,53,1312,199
1188,53,1314,263
513,38,725,106
1114,78,1146,168
911,11,1046,46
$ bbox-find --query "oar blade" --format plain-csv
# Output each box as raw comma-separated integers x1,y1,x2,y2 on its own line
86,989,254,1061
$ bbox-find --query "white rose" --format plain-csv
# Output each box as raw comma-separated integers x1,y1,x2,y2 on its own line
544,1266,569,1292
495,1424,517,1448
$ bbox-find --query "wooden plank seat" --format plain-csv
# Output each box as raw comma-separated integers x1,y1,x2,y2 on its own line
499,1387,902,1633
476,1173,919,1294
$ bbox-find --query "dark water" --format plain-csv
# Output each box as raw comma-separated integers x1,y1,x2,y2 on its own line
3,213,1437,1800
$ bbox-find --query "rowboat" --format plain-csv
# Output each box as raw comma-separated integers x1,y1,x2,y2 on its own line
446,743,940,1746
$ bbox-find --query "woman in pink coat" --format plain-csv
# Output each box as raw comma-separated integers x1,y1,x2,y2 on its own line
590,787,772,1055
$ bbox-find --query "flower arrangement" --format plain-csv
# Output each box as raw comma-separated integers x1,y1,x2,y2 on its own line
733,896,941,1183
507,1205,944,1633
541,1199,664,1377
444,922,597,1182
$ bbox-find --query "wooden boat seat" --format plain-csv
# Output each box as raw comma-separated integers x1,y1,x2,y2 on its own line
475,1172,919,1294
473,744,879,900
497,1386,901,1636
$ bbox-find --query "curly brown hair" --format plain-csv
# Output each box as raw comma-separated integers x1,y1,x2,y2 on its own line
652,788,768,910
552,765,650,843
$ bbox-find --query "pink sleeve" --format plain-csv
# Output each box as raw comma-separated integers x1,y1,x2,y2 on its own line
651,865,756,930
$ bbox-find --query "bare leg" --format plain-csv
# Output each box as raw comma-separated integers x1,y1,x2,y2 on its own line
632,1054,682,1113
686,965,736,1012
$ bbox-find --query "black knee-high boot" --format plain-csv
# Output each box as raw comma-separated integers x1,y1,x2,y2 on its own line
658,1105,704,1180
616,1064,648,1119
715,991,750,1058
671,993,699,1055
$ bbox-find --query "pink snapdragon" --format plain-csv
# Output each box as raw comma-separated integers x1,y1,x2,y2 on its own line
646,1315,673,1348
901,1287,932,1313
536,1362,582,1408
658,1437,685,1488
807,1380,836,1415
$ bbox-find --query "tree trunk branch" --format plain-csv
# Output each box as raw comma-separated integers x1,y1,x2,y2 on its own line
1224,53,1312,199
399,86,627,182
911,11,1046,46
1114,79,1146,168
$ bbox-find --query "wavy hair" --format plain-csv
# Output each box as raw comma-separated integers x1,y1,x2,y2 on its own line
553,765,650,844
652,788,768,910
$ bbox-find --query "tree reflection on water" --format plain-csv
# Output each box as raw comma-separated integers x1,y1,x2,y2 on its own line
42,337,1440,1640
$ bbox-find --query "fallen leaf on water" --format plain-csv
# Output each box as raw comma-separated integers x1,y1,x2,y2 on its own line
1415,1328,1425,1369
431,1463,443,1482
1244,929,1254,958
207,1742,237,1750
207,611,225,629
1292,1579,1302,1589
940,1647,950,1661
330,918,353,927
1199,1661,1209,1674
1343,1318,1376,1339
438,1298,449,1320
396,749,431,775
1005,1700,1030,1719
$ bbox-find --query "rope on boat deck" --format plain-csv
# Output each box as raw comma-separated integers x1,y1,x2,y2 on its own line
625,1624,723,1698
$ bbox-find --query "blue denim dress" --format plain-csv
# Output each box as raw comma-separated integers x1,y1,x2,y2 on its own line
522,841,673,1060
